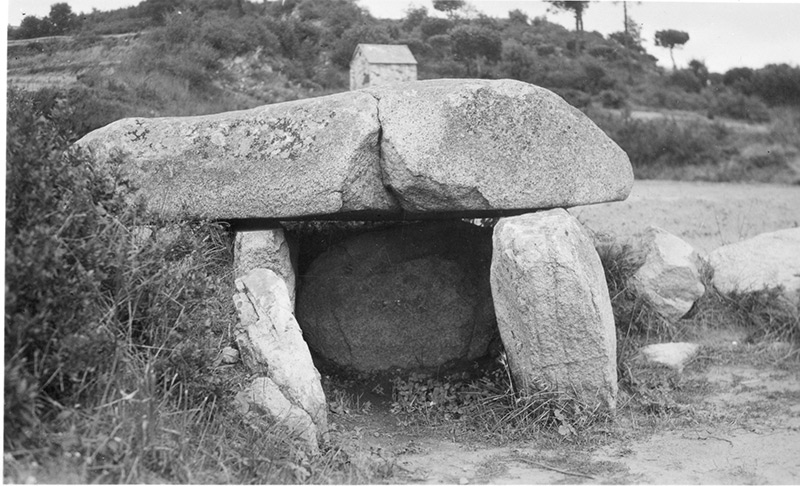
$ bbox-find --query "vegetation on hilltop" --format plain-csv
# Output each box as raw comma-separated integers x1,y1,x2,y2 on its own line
9,0,800,181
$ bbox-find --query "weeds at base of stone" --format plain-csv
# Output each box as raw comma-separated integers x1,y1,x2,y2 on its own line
323,352,607,445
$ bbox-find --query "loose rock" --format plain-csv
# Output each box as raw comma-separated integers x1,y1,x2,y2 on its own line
631,226,705,321
708,228,800,303
637,342,701,372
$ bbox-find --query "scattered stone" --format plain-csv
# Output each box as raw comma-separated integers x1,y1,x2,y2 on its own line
490,209,617,412
296,221,496,372
233,268,327,447
708,228,800,303
234,228,297,306
637,342,700,372
371,79,633,213
630,226,705,321
219,346,240,365
75,79,632,220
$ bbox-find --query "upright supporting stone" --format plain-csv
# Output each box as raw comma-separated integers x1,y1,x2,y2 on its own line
233,269,327,448
490,209,617,412
234,228,296,307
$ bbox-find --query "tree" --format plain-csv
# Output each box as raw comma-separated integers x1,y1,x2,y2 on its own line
548,1,589,32
141,0,183,24
449,24,502,76
654,29,689,70
688,59,709,86
16,15,54,39
48,3,79,34
420,17,452,39
508,9,528,25
432,0,465,19
403,6,428,32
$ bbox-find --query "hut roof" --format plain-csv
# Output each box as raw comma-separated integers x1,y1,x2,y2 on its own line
352,44,417,65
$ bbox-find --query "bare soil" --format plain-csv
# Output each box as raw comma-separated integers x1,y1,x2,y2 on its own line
329,334,800,484
326,181,800,484
570,180,800,255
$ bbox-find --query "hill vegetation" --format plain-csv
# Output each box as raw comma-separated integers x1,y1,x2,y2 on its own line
8,0,800,182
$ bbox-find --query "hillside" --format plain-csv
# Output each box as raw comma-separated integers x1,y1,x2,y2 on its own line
7,0,800,183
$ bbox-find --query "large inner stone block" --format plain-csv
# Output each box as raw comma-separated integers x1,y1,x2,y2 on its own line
295,220,497,372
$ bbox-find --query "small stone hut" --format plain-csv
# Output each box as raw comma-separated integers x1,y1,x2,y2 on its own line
349,44,417,90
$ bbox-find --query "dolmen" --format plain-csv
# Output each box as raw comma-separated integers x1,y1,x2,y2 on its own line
77,79,634,447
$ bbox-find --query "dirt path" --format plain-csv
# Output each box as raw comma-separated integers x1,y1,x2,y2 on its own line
333,341,800,484
570,180,800,255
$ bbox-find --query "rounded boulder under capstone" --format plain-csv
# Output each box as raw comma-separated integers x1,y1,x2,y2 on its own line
295,221,497,372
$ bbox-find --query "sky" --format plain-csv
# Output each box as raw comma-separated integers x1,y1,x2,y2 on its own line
4,0,800,73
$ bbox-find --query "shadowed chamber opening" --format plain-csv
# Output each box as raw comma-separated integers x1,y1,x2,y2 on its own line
282,219,505,394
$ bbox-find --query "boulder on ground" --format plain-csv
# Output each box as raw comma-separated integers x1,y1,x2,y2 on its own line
630,226,705,321
233,268,327,447
234,228,297,306
371,79,633,214
637,342,700,372
75,79,632,220
708,228,800,303
296,221,496,372
490,209,617,411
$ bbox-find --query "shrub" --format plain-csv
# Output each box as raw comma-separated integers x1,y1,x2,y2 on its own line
587,44,618,61
427,34,452,58
598,89,627,109
582,61,614,94
554,88,591,109
5,88,234,452
642,86,709,112
198,11,279,56
420,17,452,39
501,40,536,80
668,69,704,93
536,44,556,57
708,89,771,122
590,111,733,176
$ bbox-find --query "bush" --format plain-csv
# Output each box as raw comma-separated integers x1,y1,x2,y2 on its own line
554,88,591,109
536,44,556,57
668,69,704,93
724,64,800,106
587,44,618,61
5,88,234,452
502,41,536,80
598,89,627,109
708,89,771,122
198,11,280,56
420,17,452,39
590,111,733,176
